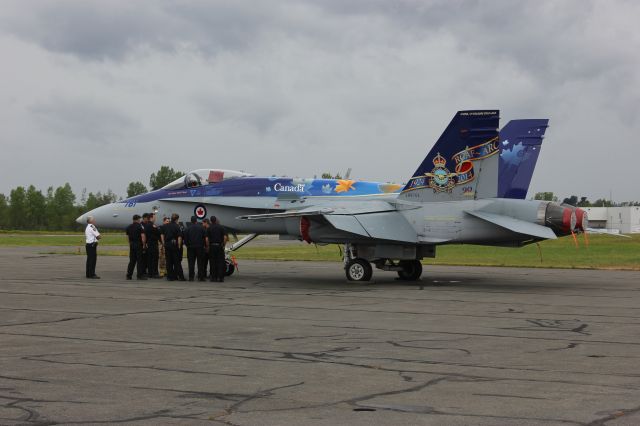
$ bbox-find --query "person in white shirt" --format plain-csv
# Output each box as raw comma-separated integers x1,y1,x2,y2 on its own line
85,216,101,279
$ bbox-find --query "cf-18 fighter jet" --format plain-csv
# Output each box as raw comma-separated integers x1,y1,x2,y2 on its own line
79,110,585,281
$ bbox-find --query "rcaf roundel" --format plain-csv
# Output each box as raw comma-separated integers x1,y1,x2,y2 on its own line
194,204,207,219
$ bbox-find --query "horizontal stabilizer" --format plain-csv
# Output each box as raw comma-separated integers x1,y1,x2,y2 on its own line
586,228,631,238
465,210,557,240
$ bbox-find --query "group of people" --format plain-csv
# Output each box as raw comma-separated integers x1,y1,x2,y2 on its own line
84,212,228,282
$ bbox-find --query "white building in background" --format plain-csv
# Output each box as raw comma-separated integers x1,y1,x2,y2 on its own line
584,207,640,234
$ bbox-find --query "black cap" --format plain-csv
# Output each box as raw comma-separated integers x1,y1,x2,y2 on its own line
190,215,197,223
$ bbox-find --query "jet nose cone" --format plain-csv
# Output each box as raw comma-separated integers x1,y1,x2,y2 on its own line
76,214,85,225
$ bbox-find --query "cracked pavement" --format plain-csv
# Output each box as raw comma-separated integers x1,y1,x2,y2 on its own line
1,246,640,425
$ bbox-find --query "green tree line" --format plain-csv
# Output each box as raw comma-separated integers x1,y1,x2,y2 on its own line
534,192,640,207
0,166,183,231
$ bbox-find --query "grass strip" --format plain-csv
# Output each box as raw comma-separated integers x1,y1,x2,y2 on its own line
36,234,640,270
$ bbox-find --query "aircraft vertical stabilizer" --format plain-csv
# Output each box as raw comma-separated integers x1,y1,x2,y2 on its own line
399,110,500,202
498,119,549,199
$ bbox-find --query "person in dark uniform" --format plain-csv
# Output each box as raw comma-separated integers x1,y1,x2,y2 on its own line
207,216,228,282
184,216,207,281
144,213,161,278
161,213,185,281
201,218,210,278
125,214,147,280
177,220,186,281
158,216,170,277
177,220,186,266
140,213,150,276
84,216,101,279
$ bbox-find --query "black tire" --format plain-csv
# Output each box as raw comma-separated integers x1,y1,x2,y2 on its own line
225,261,235,276
345,259,373,282
397,260,423,281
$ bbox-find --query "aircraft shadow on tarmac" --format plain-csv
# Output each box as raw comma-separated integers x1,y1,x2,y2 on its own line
238,269,549,293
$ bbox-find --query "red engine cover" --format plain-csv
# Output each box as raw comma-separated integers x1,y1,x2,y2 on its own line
300,217,312,244
574,208,588,232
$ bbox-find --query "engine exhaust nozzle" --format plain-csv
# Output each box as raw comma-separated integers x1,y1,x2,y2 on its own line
545,203,576,236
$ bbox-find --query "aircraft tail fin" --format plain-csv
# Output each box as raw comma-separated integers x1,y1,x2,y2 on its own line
399,110,500,202
498,119,549,199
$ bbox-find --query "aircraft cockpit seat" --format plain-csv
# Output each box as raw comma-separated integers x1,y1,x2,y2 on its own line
185,173,202,188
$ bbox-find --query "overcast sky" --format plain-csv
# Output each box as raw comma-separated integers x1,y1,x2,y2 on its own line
1,0,639,201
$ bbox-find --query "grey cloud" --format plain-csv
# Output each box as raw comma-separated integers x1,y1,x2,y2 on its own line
29,96,138,144
1,0,639,200
193,92,290,133
5,0,637,100
318,0,637,82
4,0,636,88
0,0,291,60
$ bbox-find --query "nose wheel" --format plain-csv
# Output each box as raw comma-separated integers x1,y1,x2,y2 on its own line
225,261,235,276
345,258,373,282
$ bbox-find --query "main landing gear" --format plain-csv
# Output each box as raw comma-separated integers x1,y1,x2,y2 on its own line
343,244,423,282
345,258,373,282
397,260,422,281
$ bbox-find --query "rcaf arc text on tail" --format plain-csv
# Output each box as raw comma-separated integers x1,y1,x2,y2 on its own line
400,110,500,202
78,109,580,282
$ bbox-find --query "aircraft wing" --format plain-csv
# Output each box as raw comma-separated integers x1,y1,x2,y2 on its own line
239,200,418,243
465,210,557,240
340,211,417,242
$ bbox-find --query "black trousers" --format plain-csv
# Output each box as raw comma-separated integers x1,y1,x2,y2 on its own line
127,242,144,278
85,243,97,277
176,245,185,279
209,244,225,281
187,246,205,280
202,250,209,278
165,245,184,280
147,242,159,277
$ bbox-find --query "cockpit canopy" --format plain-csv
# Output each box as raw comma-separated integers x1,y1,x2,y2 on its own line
162,169,254,190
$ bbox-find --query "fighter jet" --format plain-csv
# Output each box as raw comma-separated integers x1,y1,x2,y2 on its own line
79,110,582,281
77,117,548,231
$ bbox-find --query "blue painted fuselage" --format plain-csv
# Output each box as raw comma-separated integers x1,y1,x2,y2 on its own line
127,177,402,204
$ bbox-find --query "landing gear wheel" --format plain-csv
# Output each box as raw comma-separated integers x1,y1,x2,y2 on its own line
397,260,423,281
225,262,235,277
345,259,373,282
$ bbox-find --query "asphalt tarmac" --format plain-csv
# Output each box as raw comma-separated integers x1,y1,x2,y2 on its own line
1,246,640,425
